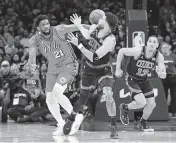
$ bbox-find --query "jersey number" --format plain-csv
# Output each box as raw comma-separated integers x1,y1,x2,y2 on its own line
136,68,149,76
54,50,64,58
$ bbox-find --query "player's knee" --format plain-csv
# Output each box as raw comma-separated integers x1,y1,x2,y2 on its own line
102,86,114,102
53,83,67,94
135,93,146,108
46,92,54,105
147,97,156,109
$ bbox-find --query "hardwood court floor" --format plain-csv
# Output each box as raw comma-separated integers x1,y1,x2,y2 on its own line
0,119,176,142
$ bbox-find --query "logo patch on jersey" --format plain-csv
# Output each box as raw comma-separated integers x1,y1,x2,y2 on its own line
99,39,103,43
152,57,156,61
60,77,67,84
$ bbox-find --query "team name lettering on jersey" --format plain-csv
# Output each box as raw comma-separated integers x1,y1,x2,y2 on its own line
27,79,37,85
44,42,59,53
136,60,154,69
88,38,101,52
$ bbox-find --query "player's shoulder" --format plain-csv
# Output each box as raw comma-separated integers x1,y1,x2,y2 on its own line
29,33,38,45
104,34,116,44
54,25,65,32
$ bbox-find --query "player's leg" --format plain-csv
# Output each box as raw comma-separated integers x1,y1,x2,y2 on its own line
63,73,95,135
45,74,65,136
120,77,146,125
99,75,118,139
52,64,77,115
138,80,155,132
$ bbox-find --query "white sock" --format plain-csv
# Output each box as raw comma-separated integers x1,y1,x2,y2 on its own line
53,84,73,115
46,93,64,125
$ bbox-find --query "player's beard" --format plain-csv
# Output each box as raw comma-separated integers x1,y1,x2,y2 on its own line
41,30,50,36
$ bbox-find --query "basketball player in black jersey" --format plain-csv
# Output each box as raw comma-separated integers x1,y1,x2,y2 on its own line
63,12,118,138
115,35,166,132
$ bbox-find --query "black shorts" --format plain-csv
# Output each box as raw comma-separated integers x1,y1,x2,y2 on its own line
126,76,154,99
81,70,114,91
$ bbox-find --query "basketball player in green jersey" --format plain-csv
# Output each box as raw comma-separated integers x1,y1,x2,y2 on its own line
115,36,166,132
28,14,89,136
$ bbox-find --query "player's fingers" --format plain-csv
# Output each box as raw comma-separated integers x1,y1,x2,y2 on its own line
76,14,79,19
73,14,77,19
67,33,74,39
66,40,72,43
70,15,76,21
70,17,74,22
70,32,75,38
73,13,78,19
67,35,72,41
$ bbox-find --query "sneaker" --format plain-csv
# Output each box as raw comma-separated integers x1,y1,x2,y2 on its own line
110,125,119,139
53,121,65,136
69,114,84,135
137,120,154,132
119,103,129,125
63,119,75,135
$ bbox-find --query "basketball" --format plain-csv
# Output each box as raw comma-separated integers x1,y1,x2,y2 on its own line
89,9,105,24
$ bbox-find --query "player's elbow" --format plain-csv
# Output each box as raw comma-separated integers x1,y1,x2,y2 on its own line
84,34,91,40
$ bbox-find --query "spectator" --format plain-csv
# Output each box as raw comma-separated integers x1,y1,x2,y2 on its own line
159,0,175,23
7,77,34,122
160,42,176,117
0,61,11,122
159,0,176,36
12,53,21,66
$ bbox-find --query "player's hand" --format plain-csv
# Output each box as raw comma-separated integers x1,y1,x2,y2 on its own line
70,13,81,26
115,68,123,78
67,33,79,46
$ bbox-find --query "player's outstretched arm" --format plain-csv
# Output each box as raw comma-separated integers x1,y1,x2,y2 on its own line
156,52,166,79
70,14,96,39
115,48,141,77
116,48,140,69
28,37,37,70
55,24,90,35
66,33,115,62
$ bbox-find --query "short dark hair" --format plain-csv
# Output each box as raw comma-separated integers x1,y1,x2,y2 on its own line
105,12,118,32
34,14,50,28
149,35,159,43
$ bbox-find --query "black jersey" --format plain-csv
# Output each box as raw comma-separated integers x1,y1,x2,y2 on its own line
82,29,114,75
127,46,158,80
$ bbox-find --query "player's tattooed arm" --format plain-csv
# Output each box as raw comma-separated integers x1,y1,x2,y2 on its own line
156,52,166,79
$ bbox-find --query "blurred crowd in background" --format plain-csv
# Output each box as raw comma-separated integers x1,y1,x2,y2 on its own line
0,0,176,123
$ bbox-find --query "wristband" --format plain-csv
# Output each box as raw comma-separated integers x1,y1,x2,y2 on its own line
78,43,84,50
